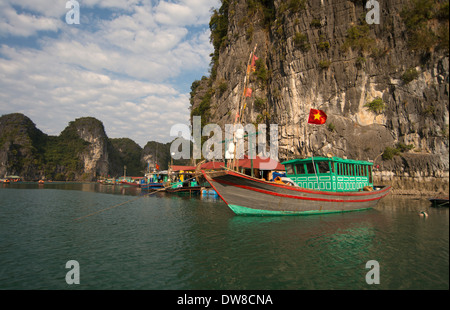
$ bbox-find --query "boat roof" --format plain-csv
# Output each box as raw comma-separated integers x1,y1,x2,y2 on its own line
235,156,285,171
282,156,373,166
171,165,197,171
173,157,285,171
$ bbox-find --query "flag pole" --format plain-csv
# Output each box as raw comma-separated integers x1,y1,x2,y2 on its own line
307,108,328,189
311,148,319,189
231,44,257,171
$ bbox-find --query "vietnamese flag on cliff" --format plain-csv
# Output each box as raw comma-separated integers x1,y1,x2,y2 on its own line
245,88,253,97
251,55,259,71
251,55,259,67
308,109,327,125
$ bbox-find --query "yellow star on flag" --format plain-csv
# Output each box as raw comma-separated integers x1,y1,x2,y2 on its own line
313,112,322,120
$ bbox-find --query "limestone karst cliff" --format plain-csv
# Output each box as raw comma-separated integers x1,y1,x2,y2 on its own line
190,0,449,193
0,113,181,181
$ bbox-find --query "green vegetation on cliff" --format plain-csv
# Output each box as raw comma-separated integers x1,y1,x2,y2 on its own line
110,138,143,176
0,113,194,180
401,0,449,52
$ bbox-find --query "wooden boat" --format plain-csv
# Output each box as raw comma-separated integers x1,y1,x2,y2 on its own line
141,171,169,191
429,197,449,207
141,182,165,191
5,176,22,183
118,177,143,187
202,156,391,216
164,178,202,195
165,185,202,195
119,180,140,187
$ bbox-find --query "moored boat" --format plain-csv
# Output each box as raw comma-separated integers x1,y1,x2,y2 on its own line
202,156,391,216
429,197,449,207
141,171,169,191
118,177,143,187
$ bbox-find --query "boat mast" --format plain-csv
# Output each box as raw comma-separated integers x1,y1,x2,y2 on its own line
231,44,258,171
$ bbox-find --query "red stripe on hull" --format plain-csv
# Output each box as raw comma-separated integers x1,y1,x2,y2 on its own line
214,178,390,203
226,170,389,197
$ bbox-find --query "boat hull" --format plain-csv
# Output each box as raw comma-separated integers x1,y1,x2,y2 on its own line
141,183,164,191
166,186,202,194
202,170,391,216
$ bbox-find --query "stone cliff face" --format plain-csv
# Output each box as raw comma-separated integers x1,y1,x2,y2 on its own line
65,117,111,179
190,0,449,194
0,113,46,179
0,113,191,180
0,115,115,180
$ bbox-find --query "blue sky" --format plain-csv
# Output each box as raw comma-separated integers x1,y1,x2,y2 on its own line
0,0,220,146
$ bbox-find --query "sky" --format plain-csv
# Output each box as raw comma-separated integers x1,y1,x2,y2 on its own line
0,0,220,147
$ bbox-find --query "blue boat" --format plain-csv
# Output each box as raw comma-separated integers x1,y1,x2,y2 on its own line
141,171,168,191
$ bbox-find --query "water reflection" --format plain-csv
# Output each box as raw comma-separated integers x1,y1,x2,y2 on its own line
1,183,447,290
4,182,143,196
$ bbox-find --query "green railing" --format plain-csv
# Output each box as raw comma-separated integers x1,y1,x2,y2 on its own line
282,157,373,192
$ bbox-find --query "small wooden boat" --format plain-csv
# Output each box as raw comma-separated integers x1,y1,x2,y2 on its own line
429,197,449,208
202,156,391,216
165,186,202,195
164,179,202,195
119,180,140,187
141,182,165,191
142,171,169,191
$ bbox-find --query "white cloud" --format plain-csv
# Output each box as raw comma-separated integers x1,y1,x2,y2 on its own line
0,0,221,146
0,5,62,37
154,0,216,26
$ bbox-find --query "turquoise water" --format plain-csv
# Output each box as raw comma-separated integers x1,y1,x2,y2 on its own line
0,183,448,290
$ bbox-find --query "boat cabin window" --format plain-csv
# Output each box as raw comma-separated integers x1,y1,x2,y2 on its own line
316,161,331,174
295,164,305,175
285,164,294,175
305,163,315,174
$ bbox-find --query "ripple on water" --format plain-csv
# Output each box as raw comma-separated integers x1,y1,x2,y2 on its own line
0,186,448,289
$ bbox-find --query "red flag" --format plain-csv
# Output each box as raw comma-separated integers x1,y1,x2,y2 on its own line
245,88,252,97
251,55,259,72
251,55,259,67
308,109,327,125
156,163,160,170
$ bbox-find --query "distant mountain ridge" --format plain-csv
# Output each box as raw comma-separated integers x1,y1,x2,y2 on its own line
0,113,187,181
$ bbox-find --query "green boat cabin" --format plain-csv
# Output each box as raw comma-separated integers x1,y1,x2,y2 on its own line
281,157,374,192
